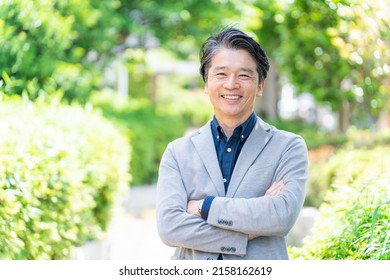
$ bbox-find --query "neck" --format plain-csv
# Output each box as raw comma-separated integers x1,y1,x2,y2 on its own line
215,113,252,139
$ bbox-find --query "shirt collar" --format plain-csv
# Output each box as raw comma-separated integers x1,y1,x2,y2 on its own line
211,112,257,143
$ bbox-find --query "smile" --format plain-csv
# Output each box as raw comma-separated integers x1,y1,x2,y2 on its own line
222,95,241,100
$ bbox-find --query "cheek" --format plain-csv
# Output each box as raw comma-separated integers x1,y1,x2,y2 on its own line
205,82,220,95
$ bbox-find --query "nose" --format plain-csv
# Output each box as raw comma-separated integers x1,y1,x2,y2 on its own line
223,74,239,89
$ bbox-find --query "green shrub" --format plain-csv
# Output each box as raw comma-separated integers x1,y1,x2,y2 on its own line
0,96,130,259
343,126,390,149
290,176,390,259
267,119,348,149
91,90,186,186
306,148,382,208
290,147,390,259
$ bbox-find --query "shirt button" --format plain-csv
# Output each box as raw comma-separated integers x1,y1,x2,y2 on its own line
227,148,232,152
223,178,227,183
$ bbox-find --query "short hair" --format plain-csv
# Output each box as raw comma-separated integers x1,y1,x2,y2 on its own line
199,28,270,85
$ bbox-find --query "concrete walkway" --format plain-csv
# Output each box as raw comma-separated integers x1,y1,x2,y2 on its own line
72,185,318,260
72,185,174,260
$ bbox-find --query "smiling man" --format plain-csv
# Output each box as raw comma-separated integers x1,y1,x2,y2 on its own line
156,28,308,260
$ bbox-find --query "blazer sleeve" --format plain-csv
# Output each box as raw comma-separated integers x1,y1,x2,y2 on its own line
156,143,249,256
206,135,308,237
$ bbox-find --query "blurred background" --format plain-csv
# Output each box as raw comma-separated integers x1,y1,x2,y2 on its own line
0,0,389,260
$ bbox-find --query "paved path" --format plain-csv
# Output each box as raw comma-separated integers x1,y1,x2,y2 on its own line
72,185,174,260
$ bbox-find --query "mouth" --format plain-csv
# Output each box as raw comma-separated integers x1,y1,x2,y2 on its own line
221,95,241,100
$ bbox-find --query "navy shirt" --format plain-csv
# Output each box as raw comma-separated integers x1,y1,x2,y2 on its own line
201,112,257,221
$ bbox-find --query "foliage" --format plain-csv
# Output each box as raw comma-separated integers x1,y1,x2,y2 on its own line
290,167,390,259
251,0,389,130
251,0,352,130
156,75,213,127
119,0,241,58
0,0,122,102
343,126,390,149
292,145,390,259
305,129,390,208
90,90,186,186
328,0,389,121
125,48,152,99
0,95,130,259
267,119,347,150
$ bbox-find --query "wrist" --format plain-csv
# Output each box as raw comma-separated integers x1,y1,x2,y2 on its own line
198,199,204,215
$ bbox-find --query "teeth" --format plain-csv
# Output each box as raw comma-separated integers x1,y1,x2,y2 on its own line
223,95,240,100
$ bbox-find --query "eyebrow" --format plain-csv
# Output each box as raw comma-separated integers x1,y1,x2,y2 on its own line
212,66,255,75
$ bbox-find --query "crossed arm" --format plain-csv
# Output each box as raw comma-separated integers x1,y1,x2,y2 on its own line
187,180,285,240
187,180,285,216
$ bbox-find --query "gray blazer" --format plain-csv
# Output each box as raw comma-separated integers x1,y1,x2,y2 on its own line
156,117,308,260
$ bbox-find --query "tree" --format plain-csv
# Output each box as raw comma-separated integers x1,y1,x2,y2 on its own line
117,0,243,57
0,0,122,102
251,0,389,132
328,0,389,128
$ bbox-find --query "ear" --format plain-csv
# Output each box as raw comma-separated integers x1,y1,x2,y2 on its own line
256,81,265,97
204,83,208,94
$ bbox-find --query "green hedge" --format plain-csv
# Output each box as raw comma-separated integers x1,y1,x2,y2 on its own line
0,96,130,259
305,128,390,208
290,147,390,259
91,91,186,186
267,119,348,150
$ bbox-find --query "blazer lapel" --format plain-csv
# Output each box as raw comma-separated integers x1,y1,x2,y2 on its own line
191,122,225,197
226,117,274,197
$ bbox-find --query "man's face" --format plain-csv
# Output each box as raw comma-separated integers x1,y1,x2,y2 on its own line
205,47,264,124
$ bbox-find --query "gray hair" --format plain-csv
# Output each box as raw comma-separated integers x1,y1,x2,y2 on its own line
199,28,270,85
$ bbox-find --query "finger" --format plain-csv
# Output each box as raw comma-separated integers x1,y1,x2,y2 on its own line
265,181,284,196
268,180,284,192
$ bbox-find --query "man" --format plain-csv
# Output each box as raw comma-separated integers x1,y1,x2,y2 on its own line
156,27,308,260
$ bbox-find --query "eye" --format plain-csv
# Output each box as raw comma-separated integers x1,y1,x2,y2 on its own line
239,74,250,78
216,72,226,76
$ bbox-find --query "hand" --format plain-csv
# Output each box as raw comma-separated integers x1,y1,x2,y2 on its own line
265,180,284,196
187,200,202,217
248,234,257,240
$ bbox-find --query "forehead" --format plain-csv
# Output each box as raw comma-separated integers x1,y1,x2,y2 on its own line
210,48,257,71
